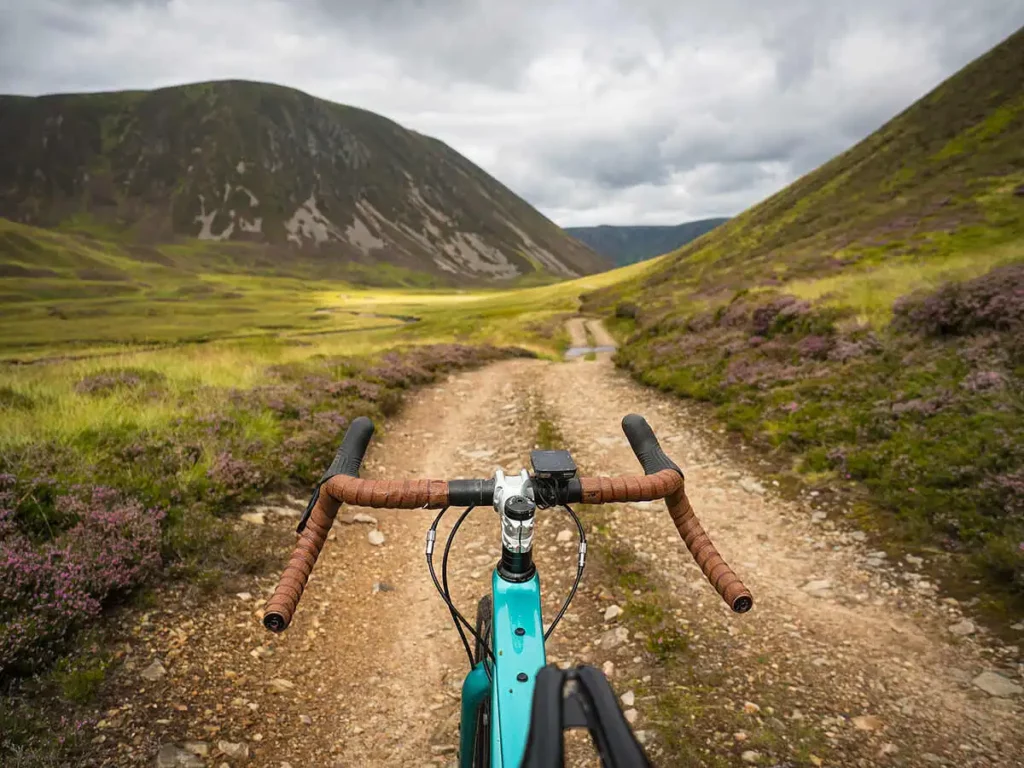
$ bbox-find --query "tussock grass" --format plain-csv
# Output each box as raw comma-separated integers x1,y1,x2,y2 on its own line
781,240,1024,326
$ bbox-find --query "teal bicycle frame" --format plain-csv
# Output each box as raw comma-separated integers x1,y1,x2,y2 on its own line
459,570,546,768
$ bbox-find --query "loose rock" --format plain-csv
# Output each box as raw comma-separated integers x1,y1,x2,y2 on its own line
972,671,1023,697
852,714,883,731
741,750,761,764
141,660,167,682
368,529,386,546
183,742,209,757
155,744,204,768
268,678,295,694
603,605,623,622
556,529,574,543
599,627,629,650
948,619,976,637
352,512,378,525
620,690,635,707
801,579,832,597
739,478,765,495
240,511,265,525
217,741,249,759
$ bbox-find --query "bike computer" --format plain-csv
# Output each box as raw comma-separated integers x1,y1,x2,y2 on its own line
530,449,577,481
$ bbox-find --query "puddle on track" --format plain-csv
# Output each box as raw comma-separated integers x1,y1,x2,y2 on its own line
564,345,616,359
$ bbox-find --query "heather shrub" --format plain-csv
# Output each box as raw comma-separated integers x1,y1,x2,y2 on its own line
718,300,751,328
828,335,880,362
330,378,383,402
795,334,833,360
750,296,810,335
365,358,433,388
0,480,163,674
960,370,1008,392
74,367,166,397
205,452,266,510
892,264,1024,336
614,302,639,320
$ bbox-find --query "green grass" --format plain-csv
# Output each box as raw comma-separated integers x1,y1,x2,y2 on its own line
0,216,660,361
51,653,109,705
776,240,1024,326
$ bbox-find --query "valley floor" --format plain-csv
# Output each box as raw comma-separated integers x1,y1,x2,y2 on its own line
78,339,1023,767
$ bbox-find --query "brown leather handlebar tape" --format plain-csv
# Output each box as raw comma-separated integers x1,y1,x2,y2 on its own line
578,469,682,504
262,486,343,632
323,476,449,508
262,477,449,632
666,488,753,613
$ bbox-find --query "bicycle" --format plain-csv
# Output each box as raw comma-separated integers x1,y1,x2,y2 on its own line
263,414,753,767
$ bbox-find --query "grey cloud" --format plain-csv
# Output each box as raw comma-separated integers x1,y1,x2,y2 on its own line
0,0,1022,225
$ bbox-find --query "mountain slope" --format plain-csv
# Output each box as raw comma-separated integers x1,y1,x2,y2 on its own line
588,27,1024,601
565,218,728,266
0,80,608,282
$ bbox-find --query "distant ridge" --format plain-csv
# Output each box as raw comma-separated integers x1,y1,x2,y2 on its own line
565,218,728,266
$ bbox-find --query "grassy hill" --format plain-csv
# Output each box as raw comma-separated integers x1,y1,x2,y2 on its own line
565,218,728,266
587,27,1024,603
0,80,607,283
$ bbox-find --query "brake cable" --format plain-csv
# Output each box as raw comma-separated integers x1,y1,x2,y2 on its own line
426,506,495,666
427,491,588,665
544,503,587,641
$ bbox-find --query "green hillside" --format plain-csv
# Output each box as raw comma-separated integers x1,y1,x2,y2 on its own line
588,27,1024,601
0,80,607,283
565,218,728,266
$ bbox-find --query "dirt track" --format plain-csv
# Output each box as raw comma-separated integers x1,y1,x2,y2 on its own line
92,325,1024,768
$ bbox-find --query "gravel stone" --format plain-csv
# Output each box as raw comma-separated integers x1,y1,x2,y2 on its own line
972,671,1023,697
140,660,167,682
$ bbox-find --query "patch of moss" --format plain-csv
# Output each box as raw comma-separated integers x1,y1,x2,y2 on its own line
51,652,109,705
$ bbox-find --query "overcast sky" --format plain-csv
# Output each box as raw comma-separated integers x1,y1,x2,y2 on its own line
1,1,1021,226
